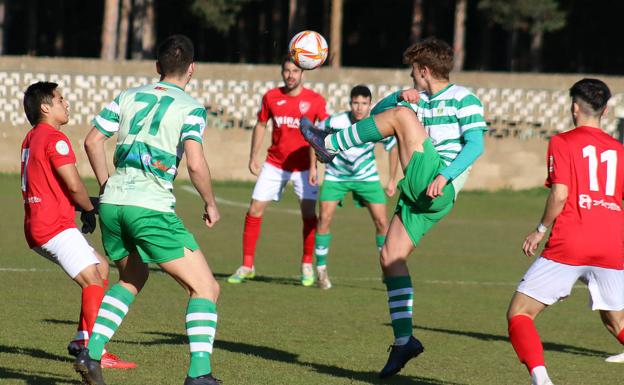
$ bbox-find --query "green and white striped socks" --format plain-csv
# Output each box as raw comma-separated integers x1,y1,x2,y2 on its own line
87,284,135,360
384,276,414,345
314,233,332,267
326,116,383,151
186,298,218,378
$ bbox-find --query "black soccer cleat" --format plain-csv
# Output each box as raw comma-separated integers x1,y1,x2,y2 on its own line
300,116,336,164
379,336,424,378
67,340,86,357
74,348,106,385
183,373,222,385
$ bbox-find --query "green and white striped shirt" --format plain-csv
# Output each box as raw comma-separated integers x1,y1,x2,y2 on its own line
324,111,396,182
402,84,486,165
93,81,207,213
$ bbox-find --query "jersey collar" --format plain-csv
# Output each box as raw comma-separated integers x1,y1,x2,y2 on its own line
428,83,454,100
158,81,184,91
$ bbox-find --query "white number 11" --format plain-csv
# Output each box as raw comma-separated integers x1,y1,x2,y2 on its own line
583,145,617,196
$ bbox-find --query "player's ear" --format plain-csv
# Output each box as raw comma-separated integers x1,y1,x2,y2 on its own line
40,102,50,116
187,62,195,78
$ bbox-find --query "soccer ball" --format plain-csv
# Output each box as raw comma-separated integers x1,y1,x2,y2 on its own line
288,30,329,70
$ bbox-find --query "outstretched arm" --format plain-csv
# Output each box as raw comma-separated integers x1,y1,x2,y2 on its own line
427,130,484,198
522,183,568,257
249,121,267,176
84,127,111,193
185,140,220,228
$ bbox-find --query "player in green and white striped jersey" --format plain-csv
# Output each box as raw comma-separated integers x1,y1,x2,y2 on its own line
301,37,486,378
74,35,222,385
312,85,399,289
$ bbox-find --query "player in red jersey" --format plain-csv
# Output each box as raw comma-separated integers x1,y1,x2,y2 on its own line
227,57,328,286
506,79,624,385
20,81,135,369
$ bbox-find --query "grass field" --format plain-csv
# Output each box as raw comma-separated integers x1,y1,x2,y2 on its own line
1,172,624,385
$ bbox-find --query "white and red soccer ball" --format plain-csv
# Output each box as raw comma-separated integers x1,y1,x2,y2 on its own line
288,30,329,70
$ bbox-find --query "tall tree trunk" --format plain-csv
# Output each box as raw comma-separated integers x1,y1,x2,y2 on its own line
237,15,247,63
509,29,518,71
141,0,156,58
54,0,64,55
271,0,282,62
0,0,6,55
479,23,492,70
117,0,131,59
410,0,423,43
452,0,466,71
131,0,145,59
330,0,342,68
530,29,543,72
257,4,267,62
100,0,119,60
27,0,36,55
288,0,297,39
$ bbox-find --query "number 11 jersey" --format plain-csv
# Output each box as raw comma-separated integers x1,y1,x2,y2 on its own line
93,81,207,213
543,125,624,269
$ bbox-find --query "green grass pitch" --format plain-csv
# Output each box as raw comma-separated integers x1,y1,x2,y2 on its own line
1,173,623,385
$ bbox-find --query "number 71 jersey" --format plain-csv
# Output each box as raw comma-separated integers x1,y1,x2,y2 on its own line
543,125,624,269
93,81,207,213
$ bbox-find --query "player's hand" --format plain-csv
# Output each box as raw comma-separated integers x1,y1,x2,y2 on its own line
80,209,97,234
522,231,545,257
399,88,420,104
248,157,261,176
309,165,318,186
385,179,397,197
426,175,448,199
203,203,220,228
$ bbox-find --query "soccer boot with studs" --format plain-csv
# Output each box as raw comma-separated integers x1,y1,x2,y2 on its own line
379,336,424,378
227,266,256,284
74,348,106,385
183,373,222,385
300,117,336,163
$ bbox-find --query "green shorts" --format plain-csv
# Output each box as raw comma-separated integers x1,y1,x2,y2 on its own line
99,203,199,264
320,180,386,208
395,139,455,246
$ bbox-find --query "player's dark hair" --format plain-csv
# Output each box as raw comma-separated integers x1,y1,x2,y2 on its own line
569,78,611,117
350,85,372,100
403,37,454,80
23,81,58,126
157,34,194,77
281,55,297,70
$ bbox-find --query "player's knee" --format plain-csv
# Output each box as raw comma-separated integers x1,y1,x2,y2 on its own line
75,264,104,288
373,218,388,233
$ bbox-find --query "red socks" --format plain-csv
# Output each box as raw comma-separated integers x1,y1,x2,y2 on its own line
79,284,105,337
242,213,263,268
302,216,317,264
617,328,624,344
508,315,545,373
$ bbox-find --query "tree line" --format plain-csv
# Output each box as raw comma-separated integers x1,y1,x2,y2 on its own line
0,0,622,74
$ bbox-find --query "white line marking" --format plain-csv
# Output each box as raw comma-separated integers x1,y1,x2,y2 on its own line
0,266,588,289
180,185,300,215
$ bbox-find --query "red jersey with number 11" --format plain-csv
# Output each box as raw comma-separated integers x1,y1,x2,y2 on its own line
21,123,77,248
542,126,624,269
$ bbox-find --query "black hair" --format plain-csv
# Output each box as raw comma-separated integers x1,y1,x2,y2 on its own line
569,78,611,116
157,34,195,77
23,81,57,126
350,85,372,100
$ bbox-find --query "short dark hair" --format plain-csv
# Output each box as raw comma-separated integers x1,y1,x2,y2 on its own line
403,37,454,80
157,34,195,77
350,85,372,100
569,78,611,116
281,55,296,70
23,81,57,126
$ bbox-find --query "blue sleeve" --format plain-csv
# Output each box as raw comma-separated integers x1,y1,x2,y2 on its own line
371,91,402,116
439,130,484,181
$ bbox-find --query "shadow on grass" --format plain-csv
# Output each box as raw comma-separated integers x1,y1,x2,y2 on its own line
141,332,465,384
413,325,610,357
0,344,70,362
0,367,81,385
212,272,386,291
42,318,75,326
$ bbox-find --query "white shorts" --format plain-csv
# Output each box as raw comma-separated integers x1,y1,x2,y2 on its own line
251,162,318,201
517,257,624,311
33,228,99,279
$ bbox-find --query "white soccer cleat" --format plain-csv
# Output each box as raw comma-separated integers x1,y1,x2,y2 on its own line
606,351,624,363
316,265,332,289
